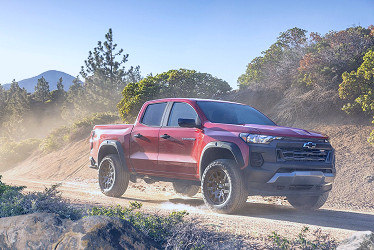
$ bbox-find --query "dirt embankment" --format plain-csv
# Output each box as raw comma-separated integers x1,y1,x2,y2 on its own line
299,123,374,211
1,123,373,242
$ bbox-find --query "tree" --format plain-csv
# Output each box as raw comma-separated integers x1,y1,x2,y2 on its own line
118,69,231,119
34,77,50,103
80,28,140,111
298,26,374,89
2,80,30,138
238,27,307,89
57,77,64,91
0,85,6,125
339,48,374,144
62,76,89,119
51,77,66,103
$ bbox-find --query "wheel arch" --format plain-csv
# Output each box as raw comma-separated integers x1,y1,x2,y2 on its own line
98,140,129,172
199,141,244,180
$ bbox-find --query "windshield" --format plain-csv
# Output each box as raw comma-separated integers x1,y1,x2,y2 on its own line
196,101,276,126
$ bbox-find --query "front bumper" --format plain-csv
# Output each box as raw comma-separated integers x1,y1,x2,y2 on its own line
245,167,334,196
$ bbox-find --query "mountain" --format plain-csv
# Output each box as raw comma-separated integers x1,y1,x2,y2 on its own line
2,70,76,93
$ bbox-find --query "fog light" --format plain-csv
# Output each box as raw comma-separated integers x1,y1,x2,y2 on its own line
250,152,264,167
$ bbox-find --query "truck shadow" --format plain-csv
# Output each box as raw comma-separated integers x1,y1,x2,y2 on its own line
235,202,374,232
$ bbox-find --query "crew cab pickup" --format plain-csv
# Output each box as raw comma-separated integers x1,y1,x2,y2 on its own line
89,98,335,213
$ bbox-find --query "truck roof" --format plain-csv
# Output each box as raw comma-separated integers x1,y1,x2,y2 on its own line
146,98,244,105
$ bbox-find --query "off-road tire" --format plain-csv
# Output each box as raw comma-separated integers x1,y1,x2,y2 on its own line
201,159,248,214
98,154,130,197
172,182,200,197
287,192,329,210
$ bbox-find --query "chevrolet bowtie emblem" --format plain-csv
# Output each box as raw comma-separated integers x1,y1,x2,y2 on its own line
303,142,317,149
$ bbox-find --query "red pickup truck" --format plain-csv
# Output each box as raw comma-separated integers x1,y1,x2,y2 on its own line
89,98,335,213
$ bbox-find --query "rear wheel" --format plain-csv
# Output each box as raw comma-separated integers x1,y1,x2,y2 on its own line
98,154,130,197
201,159,248,214
287,192,329,210
172,182,200,197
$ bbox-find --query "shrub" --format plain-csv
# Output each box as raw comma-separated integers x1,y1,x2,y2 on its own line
39,126,70,153
87,202,249,249
70,113,119,141
267,226,337,249
0,175,81,219
87,202,187,244
40,112,120,153
0,138,41,171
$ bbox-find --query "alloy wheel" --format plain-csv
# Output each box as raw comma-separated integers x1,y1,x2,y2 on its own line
99,160,115,190
205,169,230,205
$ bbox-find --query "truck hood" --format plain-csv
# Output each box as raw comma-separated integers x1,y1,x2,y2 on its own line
243,124,328,139
205,122,328,139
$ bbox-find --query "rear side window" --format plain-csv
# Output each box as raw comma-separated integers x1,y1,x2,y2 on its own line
141,102,167,126
167,102,198,126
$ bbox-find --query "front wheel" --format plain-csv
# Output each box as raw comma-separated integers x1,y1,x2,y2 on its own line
201,159,248,214
287,192,329,210
98,154,130,197
172,182,200,197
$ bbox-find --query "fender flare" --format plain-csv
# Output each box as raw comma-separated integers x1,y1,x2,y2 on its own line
199,141,245,178
98,140,129,172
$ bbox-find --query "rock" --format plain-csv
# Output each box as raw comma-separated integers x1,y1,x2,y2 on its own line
0,213,160,250
337,231,374,250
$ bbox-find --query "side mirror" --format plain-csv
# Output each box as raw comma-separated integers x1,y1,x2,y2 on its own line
178,118,201,128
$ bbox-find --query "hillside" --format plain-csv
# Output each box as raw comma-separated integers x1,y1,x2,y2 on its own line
2,70,75,92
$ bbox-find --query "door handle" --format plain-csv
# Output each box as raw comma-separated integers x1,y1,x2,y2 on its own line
160,134,170,139
134,133,142,138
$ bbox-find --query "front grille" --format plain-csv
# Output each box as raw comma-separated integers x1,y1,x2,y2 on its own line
277,148,330,162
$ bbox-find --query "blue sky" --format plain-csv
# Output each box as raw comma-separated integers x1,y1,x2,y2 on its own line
0,0,373,89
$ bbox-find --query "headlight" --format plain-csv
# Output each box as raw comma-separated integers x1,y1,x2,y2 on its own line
239,133,283,144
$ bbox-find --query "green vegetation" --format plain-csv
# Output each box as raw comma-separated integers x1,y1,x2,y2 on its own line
0,138,41,171
0,175,81,219
87,202,188,245
86,202,247,248
80,28,142,114
237,25,374,140
268,226,337,249
34,76,50,103
118,68,231,119
40,112,120,152
339,48,374,144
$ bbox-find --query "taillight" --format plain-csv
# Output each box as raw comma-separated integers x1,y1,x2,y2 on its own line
90,130,95,150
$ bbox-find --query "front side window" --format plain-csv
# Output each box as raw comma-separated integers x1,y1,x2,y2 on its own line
141,102,167,126
167,102,198,127
197,101,275,126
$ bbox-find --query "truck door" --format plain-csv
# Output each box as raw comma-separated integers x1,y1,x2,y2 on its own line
158,102,202,180
129,102,167,174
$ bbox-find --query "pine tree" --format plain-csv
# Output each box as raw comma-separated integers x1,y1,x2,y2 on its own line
2,80,30,138
34,77,50,103
64,76,89,118
0,85,6,125
57,77,64,91
80,28,141,111
51,77,66,103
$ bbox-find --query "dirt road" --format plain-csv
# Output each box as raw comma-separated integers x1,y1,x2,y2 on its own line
4,176,374,243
